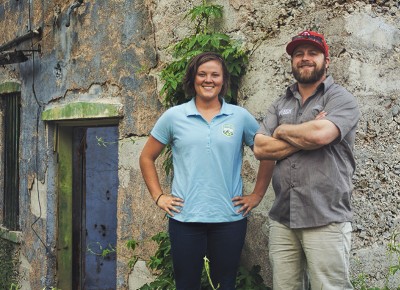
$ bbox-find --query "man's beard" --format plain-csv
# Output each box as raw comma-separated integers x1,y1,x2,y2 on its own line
292,60,326,84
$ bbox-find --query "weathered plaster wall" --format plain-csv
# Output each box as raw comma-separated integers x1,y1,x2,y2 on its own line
1,0,162,289
0,0,399,289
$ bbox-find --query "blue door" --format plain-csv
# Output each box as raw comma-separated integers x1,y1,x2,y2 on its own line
72,126,118,290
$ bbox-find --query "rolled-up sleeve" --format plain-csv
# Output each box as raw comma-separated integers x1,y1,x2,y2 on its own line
323,86,361,143
257,102,280,137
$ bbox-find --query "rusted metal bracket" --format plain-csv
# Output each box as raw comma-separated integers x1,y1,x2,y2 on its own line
66,1,84,27
0,27,42,52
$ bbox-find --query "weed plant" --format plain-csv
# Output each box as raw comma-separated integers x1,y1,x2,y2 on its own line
352,232,400,290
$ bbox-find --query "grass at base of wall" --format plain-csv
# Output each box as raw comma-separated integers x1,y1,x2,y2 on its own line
0,238,20,290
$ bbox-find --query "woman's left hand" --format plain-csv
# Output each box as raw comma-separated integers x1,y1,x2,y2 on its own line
232,193,263,217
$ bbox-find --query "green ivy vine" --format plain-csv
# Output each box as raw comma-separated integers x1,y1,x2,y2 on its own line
159,0,249,108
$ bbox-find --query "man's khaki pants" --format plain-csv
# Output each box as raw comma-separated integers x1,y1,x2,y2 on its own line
269,220,353,290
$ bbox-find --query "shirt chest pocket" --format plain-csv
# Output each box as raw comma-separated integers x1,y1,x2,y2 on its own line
278,114,295,125
278,103,324,125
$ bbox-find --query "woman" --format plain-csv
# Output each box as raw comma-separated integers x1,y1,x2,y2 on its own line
139,52,274,290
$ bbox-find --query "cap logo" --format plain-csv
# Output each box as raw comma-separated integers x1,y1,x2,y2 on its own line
292,34,324,46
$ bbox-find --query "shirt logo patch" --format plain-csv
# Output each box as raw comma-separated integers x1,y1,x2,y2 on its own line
222,124,234,137
279,108,292,116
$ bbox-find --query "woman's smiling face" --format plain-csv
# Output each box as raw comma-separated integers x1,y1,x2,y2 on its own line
194,60,224,101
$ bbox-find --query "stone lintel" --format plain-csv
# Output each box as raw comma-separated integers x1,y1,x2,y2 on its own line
0,226,22,244
0,82,21,94
41,102,123,121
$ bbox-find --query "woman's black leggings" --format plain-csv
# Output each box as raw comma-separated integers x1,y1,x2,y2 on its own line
168,218,247,290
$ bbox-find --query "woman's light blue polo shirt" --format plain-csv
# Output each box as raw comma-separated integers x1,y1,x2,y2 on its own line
151,98,259,223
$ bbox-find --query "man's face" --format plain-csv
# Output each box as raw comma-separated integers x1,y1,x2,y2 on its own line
291,44,330,84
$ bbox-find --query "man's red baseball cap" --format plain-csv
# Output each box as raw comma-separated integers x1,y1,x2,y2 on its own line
286,30,329,57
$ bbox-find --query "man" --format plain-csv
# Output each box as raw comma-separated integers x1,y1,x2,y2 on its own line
254,30,360,290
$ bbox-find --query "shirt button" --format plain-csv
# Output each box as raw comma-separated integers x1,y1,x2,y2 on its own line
291,184,295,188
292,164,296,168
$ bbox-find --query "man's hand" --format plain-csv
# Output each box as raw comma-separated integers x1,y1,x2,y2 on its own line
232,193,263,217
314,110,327,120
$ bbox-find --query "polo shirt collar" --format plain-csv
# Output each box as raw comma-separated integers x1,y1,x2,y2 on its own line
185,97,233,117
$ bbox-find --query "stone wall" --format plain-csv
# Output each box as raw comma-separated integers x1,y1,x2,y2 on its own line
148,0,400,287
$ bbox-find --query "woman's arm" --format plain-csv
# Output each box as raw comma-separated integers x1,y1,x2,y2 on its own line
139,136,183,216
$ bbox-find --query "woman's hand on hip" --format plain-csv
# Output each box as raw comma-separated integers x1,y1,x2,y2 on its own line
157,194,184,217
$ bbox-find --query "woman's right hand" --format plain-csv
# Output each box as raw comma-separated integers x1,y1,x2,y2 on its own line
157,194,184,217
